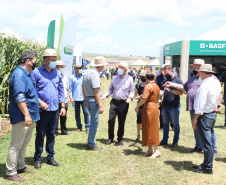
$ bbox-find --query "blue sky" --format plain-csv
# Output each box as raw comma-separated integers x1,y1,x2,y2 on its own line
1,0,226,56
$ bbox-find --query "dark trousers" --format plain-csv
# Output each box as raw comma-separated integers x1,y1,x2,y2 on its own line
197,112,216,170
159,107,163,129
34,109,59,162
56,103,68,134
108,99,129,141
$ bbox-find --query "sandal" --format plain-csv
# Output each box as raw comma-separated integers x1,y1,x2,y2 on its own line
136,135,140,142
149,152,161,159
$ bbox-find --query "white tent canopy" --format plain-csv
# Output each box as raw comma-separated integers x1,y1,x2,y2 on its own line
195,24,226,40
133,59,147,66
148,59,159,66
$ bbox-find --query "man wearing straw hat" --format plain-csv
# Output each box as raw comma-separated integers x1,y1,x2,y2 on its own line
102,61,134,146
192,64,221,174
69,63,90,133
82,56,108,151
55,61,70,136
31,49,65,169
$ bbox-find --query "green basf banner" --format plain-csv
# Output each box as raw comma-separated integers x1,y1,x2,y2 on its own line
164,41,181,56
189,40,226,55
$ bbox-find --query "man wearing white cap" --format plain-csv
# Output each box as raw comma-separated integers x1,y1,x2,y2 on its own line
192,64,221,174
55,61,70,136
31,49,65,169
102,61,134,146
82,56,108,151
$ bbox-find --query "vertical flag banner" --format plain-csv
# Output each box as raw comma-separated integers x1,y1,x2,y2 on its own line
59,15,79,78
47,20,55,49
57,14,64,56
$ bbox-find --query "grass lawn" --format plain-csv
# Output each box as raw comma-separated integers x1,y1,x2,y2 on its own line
0,77,226,184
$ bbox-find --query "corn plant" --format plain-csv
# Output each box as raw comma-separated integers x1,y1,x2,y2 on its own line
0,35,46,114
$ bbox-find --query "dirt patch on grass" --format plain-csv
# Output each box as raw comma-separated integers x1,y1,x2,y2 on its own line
0,119,11,139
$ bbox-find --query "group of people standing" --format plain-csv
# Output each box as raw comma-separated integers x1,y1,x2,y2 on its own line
5,48,223,181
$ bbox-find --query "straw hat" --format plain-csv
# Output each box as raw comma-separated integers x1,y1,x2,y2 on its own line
140,70,147,76
193,59,205,65
118,61,128,69
161,64,166,69
91,56,108,67
41,49,60,58
74,63,83,68
198,64,216,73
56,61,66,68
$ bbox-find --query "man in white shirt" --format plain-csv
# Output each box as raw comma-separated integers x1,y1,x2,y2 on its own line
55,61,70,135
192,64,221,174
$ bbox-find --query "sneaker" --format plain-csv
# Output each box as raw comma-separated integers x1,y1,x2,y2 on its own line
5,174,24,181
170,142,178,147
214,150,219,157
159,140,168,146
190,146,203,153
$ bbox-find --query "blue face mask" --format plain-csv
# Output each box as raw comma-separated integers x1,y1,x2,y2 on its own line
117,68,124,75
49,61,56,69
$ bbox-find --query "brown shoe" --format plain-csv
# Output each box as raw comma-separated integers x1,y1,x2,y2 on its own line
5,174,24,181
17,167,34,174
76,128,82,132
87,145,102,151
86,129,89,133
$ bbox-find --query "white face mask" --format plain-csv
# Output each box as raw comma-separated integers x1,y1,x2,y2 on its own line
79,69,83,74
162,71,165,75
117,68,124,75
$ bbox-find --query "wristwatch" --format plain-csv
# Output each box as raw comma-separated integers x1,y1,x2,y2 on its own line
217,105,221,108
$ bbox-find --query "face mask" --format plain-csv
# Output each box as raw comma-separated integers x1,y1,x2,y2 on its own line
79,69,83,74
165,74,171,80
48,61,56,69
29,62,36,70
141,78,146,82
199,76,203,83
193,70,198,76
162,71,165,75
117,68,124,75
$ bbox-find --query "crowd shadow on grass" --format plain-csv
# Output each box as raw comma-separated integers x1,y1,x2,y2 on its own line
67,127,77,132
24,157,35,166
67,143,87,150
0,163,6,178
215,157,226,163
164,160,194,172
162,145,193,154
123,143,143,156
96,138,107,145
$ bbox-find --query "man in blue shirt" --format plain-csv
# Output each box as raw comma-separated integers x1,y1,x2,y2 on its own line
6,51,39,182
69,64,90,133
31,49,65,169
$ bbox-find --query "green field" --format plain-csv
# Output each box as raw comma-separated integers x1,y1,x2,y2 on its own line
0,78,226,185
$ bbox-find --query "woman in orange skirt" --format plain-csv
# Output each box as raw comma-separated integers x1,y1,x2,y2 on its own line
135,71,161,158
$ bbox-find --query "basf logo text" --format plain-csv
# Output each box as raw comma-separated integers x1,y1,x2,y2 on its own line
200,43,226,49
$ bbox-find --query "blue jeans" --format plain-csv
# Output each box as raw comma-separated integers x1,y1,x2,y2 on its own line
162,107,180,144
34,109,59,162
75,101,90,129
197,112,216,170
86,97,99,147
190,110,217,150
